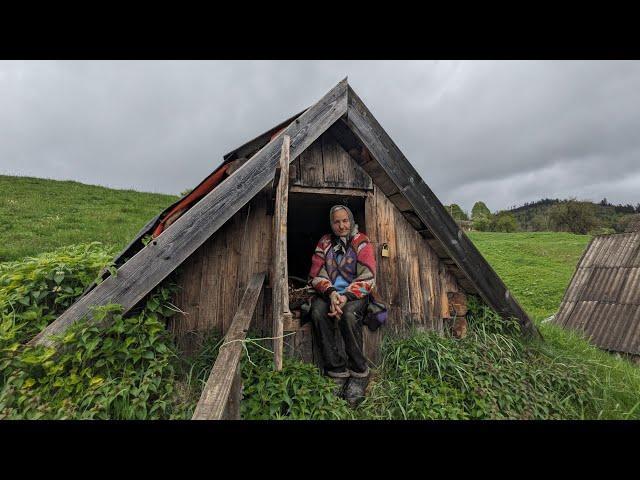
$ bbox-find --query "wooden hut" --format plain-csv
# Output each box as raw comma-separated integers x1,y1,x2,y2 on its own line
30,78,537,366
554,231,640,359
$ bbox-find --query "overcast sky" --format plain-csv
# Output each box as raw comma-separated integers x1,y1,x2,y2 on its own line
1,60,639,213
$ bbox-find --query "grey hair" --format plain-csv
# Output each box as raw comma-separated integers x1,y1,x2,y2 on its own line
329,205,359,238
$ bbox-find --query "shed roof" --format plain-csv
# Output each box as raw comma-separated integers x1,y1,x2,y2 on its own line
31,78,539,347
554,232,640,354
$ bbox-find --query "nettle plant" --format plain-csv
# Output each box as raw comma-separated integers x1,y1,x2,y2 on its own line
239,339,353,420
0,242,115,346
0,243,194,420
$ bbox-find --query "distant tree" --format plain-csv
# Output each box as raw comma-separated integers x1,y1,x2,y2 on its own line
471,201,491,220
445,204,469,222
472,215,492,232
531,212,551,231
549,200,598,234
599,198,609,207
490,212,518,232
636,203,640,213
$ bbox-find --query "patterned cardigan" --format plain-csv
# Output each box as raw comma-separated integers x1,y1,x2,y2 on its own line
308,232,376,301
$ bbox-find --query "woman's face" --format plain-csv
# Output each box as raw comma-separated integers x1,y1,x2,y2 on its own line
331,208,351,236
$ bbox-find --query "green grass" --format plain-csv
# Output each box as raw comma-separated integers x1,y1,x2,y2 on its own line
0,175,177,263
468,231,640,419
1,175,638,419
468,231,591,322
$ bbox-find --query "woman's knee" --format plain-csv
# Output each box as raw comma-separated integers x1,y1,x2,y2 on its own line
310,297,329,321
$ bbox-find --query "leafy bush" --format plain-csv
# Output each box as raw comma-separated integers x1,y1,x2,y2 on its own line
0,286,192,419
549,200,599,234
357,297,599,420
490,212,519,233
239,339,353,420
0,242,115,346
0,242,198,419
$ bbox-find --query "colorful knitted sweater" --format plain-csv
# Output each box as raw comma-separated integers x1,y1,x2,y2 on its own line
309,232,376,300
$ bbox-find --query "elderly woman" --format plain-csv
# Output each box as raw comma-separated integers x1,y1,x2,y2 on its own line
308,205,376,401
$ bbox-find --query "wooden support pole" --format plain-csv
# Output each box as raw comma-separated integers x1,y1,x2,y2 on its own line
191,272,265,420
272,135,291,371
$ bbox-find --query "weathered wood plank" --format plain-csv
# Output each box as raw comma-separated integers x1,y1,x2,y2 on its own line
29,79,348,347
288,185,369,197
346,86,539,338
192,272,265,420
322,131,373,189
272,136,291,371
299,138,324,187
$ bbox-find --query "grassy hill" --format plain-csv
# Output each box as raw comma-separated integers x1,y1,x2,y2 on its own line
1,175,639,419
0,175,178,262
468,231,591,322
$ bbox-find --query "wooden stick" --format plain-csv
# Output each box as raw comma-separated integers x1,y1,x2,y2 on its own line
191,272,265,420
272,135,291,371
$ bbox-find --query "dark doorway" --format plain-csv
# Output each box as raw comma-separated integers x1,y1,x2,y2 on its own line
287,192,366,282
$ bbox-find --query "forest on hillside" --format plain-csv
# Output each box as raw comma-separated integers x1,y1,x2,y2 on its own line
446,198,640,235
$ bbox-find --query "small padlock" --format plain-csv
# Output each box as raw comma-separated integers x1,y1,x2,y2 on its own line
381,243,390,257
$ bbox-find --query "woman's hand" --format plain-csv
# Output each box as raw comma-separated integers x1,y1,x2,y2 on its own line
329,291,344,318
328,292,348,318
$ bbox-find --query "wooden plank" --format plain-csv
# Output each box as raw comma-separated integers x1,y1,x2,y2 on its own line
29,78,348,348
192,272,266,420
321,131,373,189
299,138,324,187
272,135,291,371
288,185,369,197
346,85,539,338
388,192,413,212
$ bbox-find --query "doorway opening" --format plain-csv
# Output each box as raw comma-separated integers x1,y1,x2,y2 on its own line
287,191,366,283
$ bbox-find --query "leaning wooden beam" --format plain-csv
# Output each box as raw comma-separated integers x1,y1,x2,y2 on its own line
345,86,541,339
272,136,291,371
29,79,348,348
192,272,266,420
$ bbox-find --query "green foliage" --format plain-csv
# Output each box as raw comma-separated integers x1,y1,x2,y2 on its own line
469,231,640,419
0,290,188,419
472,215,492,232
239,339,353,420
0,243,196,419
445,204,469,222
471,201,491,220
489,212,519,232
549,200,599,235
0,242,116,345
0,175,177,263
357,298,598,420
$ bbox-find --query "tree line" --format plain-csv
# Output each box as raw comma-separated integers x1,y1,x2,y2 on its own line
445,198,640,235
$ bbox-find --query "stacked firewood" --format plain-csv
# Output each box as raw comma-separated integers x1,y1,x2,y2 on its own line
447,291,468,339
288,277,315,320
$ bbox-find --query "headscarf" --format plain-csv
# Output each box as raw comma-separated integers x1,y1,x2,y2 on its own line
329,205,359,254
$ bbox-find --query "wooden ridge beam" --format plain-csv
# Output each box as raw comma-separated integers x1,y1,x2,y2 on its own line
29,78,348,348
192,272,266,420
345,85,540,339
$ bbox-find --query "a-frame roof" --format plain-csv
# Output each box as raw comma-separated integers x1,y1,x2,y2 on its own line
30,78,539,347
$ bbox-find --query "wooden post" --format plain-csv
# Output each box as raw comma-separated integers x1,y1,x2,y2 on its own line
272,135,291,371
191,272,265,420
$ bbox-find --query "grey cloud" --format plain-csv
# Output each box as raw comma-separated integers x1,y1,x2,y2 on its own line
0,60,638,213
